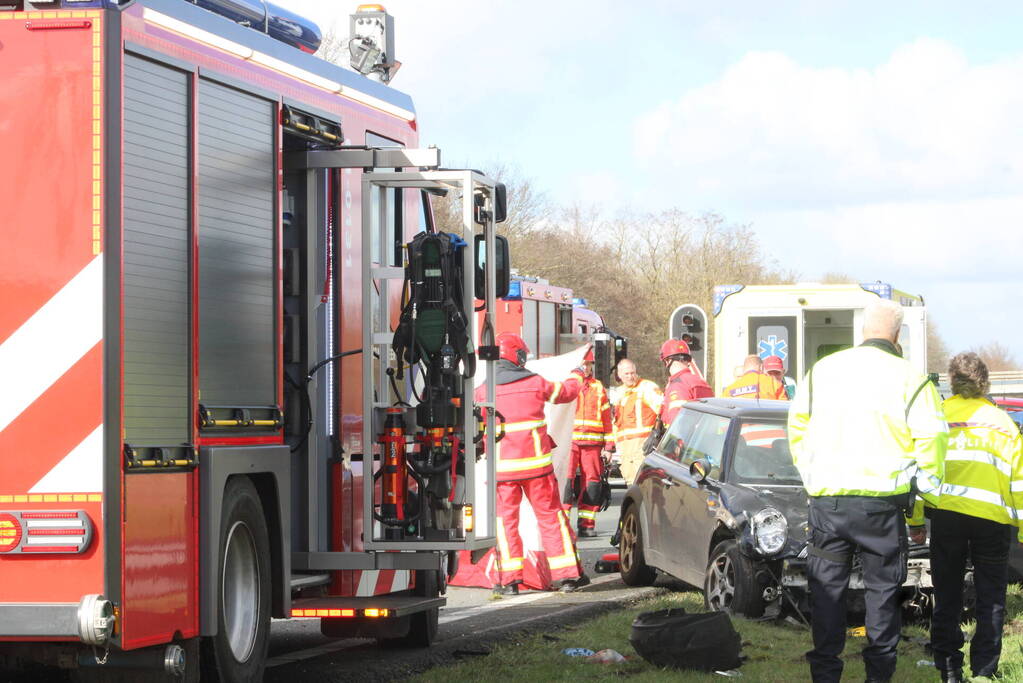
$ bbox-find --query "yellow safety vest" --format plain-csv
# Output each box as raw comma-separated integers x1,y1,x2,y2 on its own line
933,395,1023,540
787,344,947,519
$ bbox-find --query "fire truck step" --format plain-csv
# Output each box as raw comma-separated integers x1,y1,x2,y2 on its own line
290,573,332,590
290,595,445,619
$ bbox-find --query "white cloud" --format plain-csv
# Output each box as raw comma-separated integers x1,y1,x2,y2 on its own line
756,196,1023,280
629,40,1023,359
634,39,1023,207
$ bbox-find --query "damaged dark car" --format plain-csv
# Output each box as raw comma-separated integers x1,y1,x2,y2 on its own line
616,399,934,619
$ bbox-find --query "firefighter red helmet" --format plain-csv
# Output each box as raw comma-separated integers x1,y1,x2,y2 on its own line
497,332,529,366
583,347,595,363
764,355,784,373
660,339,691,362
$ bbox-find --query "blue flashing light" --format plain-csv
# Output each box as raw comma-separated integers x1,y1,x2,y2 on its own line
713,285,744,316
572,297,587,307
859,282,893,300
505,280,522,300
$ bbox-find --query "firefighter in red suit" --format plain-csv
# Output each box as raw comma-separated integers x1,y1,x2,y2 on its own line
659,338,713,426
562,348,612,538
476,332,590,595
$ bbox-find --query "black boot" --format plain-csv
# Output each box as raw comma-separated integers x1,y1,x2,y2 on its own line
491,581,521,597
555,574,591,592
940,669,965,683
577,527,597,538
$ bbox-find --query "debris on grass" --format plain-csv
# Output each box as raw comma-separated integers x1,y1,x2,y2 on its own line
588,649,627,663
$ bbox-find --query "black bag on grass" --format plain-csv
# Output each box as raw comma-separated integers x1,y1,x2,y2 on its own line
629,608,742,671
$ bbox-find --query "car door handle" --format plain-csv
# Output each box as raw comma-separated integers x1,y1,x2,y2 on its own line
660,477,677,487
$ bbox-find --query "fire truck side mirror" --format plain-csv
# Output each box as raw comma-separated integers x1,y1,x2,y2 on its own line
494,182,507,223
474,234,510,300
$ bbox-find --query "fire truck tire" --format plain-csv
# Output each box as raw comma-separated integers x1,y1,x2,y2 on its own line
381,569,440,648
200,477,271,682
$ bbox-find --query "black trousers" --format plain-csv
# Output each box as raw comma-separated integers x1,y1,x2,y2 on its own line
806,496,907,683
928,507,1012,677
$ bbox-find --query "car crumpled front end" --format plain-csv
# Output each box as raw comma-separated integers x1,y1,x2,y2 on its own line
780,539,937,616
723,486,937,618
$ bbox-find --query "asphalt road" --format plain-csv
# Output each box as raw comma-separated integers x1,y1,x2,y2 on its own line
262,486,634,681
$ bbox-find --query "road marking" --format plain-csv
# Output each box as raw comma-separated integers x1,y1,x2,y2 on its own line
265,574,628,668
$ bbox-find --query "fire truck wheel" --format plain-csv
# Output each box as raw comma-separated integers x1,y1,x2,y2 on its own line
200,477,271,682
381,569,440,648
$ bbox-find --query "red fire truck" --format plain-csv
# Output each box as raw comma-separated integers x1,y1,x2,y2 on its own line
0,1,507,680
490,276,627,384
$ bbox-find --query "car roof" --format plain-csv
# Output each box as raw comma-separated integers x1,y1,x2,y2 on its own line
994,397,1023,410
681,397,790,420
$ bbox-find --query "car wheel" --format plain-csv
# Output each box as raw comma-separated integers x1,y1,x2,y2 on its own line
619,505,657,586
705,540,764,618
200,477,271,682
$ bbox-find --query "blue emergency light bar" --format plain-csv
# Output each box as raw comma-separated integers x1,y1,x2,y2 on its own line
505,280,522,300
858,282,894,299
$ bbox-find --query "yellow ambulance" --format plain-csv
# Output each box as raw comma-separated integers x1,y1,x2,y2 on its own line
712,282,927,394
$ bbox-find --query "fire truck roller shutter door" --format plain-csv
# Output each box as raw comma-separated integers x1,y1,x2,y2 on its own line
197,78,276,408
123,54,191,445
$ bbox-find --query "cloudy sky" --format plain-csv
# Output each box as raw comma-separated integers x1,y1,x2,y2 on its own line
290,1,1023,360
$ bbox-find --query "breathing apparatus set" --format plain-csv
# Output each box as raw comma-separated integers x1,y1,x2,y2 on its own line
376,230,478,540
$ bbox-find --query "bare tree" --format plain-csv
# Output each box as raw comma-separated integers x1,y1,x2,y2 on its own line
970,341,1021,372
927,320,951,374
317,23,346,66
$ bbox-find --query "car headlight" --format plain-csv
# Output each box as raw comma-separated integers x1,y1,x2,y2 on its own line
752,507,788,556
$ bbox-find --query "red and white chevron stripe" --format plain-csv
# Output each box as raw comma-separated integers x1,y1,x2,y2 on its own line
351,569,409,596
0,255,104,498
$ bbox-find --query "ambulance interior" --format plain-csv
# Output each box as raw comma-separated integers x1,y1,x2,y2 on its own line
803,309,855,370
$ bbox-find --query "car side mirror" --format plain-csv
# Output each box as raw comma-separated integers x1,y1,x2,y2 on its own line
474,234,510,299
690,458,711,483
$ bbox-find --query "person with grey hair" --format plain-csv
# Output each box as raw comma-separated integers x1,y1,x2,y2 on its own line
788,298,947,683
925,352,1023,682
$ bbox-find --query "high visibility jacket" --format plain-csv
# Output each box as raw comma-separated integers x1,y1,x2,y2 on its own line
476,365,584,482
788,341,947,517
722,371,787,401
573,376,612,446
613,379,662,444
932,395,1023,540
661,368,713,426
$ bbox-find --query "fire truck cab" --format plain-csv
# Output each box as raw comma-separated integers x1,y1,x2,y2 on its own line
0,1,505,680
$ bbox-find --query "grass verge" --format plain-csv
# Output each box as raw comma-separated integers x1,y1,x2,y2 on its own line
415,586,1023,681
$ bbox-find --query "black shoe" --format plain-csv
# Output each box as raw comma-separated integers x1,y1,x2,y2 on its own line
940,670,965,683
577,528,597,538
491,582,520,596
556,574,591,593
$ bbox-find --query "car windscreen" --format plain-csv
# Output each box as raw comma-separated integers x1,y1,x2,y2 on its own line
728,418,802,486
